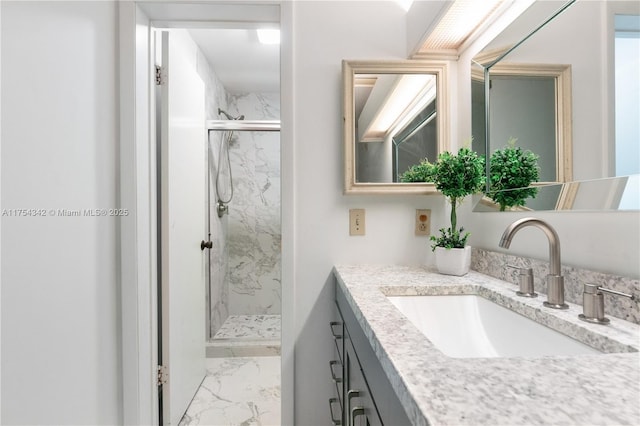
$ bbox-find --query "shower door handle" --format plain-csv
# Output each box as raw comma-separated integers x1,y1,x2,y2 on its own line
200,240,213,250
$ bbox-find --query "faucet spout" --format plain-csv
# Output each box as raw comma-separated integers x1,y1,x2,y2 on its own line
499,217,561,276
499,217,568,309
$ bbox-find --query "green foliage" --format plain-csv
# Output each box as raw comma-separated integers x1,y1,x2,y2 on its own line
399,148,485,250
399,160,435,182
487,138,540,211
430,147,485,250
430,227,470,251
430,148,486,200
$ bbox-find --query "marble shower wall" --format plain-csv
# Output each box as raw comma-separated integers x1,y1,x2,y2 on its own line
225,93,281,315
182,29,281,335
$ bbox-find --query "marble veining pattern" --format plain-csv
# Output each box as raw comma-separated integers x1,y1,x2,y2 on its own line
206,343,280,358
333,264,640,426
225,92,281,316
207,315,281,358
179,357,280,426
196,39,282,333
213,315,281,341
472,247,640,324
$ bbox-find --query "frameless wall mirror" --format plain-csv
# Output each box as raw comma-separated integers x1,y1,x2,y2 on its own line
471,0,639,212
343,60,449,194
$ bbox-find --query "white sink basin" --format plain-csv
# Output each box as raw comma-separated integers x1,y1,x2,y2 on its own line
387,294,602,358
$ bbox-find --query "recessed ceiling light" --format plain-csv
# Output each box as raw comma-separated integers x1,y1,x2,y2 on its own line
257,29,280,45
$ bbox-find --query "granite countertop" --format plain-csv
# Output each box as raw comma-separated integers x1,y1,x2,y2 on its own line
333,264,640,426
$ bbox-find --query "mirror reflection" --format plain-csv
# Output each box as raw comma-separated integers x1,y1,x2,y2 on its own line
474,174,640,212
472,0,639,210
471,62,572,184
343,60,448,194
355,72,437,183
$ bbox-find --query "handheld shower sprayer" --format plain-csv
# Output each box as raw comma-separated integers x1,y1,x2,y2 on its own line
215,107,244,217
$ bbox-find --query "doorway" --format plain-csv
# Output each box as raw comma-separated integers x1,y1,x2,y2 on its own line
118,2,290,424
155,25,281,423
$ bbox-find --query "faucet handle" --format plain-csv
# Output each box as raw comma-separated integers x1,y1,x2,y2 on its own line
579,283,635,325
506,265,537,298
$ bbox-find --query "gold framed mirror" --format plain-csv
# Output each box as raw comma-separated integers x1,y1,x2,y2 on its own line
342,60,449,195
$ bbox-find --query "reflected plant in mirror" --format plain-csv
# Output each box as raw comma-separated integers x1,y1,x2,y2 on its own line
399,159,434,183
486,137,540,211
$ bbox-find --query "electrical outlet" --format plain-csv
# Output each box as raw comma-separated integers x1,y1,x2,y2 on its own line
349,209,365,236
415,209,431,236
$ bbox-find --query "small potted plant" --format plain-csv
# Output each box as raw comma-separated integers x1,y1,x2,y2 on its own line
486,137,540,211
423,147,485,276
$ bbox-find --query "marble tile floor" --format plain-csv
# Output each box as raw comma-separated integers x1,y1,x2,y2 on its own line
207,315,281,358
213,315,281,340
179,356,281,426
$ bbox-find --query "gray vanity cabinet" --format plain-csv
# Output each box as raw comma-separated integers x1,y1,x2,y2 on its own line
330,280,412,426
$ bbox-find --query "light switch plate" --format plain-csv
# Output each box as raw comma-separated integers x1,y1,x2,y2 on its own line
349,209,365,236
415,209,431,236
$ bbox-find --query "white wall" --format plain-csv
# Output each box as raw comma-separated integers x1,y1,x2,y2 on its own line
289,2,449,424
1,2,121,423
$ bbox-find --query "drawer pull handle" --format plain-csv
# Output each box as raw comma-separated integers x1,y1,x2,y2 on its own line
351,407,365,425
329,398,342,425
330,321,343,339
329,360,342,383
346,390,360,426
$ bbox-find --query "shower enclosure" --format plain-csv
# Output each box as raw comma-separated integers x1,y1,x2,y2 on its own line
204,95,281,357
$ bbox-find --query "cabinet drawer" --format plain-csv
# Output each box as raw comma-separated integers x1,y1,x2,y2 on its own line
330,359,344,403
330,303,346,425
344,328,382,426
330,316,344,363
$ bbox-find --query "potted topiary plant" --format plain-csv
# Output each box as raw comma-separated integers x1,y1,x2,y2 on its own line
486,137,540,211
426,147,485,276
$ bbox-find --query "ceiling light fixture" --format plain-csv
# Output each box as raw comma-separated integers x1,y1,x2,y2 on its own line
257,29,280,45
421,0,504,50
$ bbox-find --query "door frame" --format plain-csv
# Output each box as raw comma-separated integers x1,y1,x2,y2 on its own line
118,2,294,424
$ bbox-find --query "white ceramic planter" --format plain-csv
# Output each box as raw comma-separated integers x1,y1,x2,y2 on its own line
434,246,471,276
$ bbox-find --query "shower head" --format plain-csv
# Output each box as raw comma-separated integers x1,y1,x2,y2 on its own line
218,108,244,121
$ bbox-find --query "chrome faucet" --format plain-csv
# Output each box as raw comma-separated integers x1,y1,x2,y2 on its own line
499,218,569,309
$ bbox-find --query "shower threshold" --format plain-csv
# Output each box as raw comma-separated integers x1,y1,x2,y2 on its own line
207,314,281,358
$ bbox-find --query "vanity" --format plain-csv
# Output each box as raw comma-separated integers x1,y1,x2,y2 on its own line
329,264,640,425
